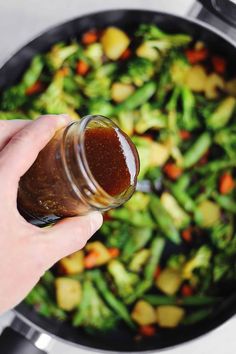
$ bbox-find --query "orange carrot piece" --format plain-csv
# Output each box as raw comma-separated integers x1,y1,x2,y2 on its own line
212,56,226,74
185,48,208,64
25,80,43,95
181,228,193,243
164,163,183,180
76,60,89,76
108,248,120,258
139,325,156,337
154,266,162,279
120,48,132,60
82,30,98,45
84,251,100,269
219,172,235,195
179,130,192,140
181,284,194,297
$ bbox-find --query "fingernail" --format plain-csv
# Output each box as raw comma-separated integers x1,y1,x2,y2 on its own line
90,211,103,233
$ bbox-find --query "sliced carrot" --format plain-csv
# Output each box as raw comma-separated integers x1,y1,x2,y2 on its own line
58,67,69,77
212,56,226,74
84,251,100,269
181,284,194,297
139,325,156,337
108,248,120,258
82,30,99,45
76,60,90,76
179,130,192,140
164,163,183,180
219,172,235,195
25,80,43,95
181,228,193,243
185,48,208,64
154,265,162,279
120,48,132,60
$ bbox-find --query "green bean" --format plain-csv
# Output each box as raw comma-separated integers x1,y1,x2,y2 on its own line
91,270,135,328
212,193,236,213
144,294,219,307
150,196,181,244
198,159,236,173
182,308,212,325
114,81,156,113
182,132,212,168
169,182,196,213
126,237,165,304
143,294,176,305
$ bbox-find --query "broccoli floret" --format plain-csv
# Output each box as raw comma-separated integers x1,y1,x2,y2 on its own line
87,98,114,116
183,245,212,280
100,220,131,249
0,85,26,110
107,260,139,300
135,103,167,134
73,280,118,332
167,254,186,271
136,24,192,48
120,58,155,87
46,43,79,70
34,72,80,118
83,63,117,99
211,219,234,250
84,43,103,67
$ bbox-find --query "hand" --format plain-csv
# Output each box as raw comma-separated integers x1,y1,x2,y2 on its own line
0,115,103,314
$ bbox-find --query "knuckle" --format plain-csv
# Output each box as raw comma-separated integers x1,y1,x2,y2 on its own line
11,127,33,145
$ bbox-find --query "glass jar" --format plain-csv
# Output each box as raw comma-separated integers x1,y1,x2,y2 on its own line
17,115,140,226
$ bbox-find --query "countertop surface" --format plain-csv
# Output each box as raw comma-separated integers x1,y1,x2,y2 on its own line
0,0,236,353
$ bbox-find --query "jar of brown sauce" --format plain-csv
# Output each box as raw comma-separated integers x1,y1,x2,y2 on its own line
17,115,140,226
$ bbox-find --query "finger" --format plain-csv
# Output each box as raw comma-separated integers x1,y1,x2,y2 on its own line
37,212,103,269
0,120,32,151
0,114,71,183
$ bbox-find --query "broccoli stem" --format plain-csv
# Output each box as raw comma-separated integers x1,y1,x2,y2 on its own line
150,196,181,244
91,270,135,329
182,132,211,169
126,237,165,304
114,81,156,113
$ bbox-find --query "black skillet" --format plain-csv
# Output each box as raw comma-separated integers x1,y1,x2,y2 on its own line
0,7,236,354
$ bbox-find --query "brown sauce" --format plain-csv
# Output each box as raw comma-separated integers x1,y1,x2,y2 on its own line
84,127,139,196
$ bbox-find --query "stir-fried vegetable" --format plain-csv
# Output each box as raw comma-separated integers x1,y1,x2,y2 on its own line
2,23,236,335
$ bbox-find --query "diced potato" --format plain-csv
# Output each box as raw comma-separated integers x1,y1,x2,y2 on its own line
185,65,207,92
131,300,156,325
160,192,190,229
194,41,205,50
118,111,136,136
205,73,225,99
156,306,185,328
101,27,130,60
170,61,190,85
86,241,111,266
59,250,84,275
225,78,236,97
197,200,221,227
55,278,82,311
136,43,159,61
156,268,182,295
111,82,134,103
150,142,170,167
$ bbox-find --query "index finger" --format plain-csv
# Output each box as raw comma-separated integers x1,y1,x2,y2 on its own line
0,115,71,185
0,120,31,151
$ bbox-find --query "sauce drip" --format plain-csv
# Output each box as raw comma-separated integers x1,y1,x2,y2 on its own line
84,127,139,196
